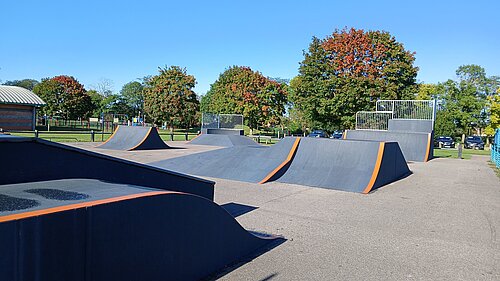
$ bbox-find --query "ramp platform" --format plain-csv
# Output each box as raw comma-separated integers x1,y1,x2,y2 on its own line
189,133,258,147
98,125,169,150
344,130,433,162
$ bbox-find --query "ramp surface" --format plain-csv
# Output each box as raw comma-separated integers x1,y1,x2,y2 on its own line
189,133,258,147
98,125,169,150
0,136,214,200
276,138,410,193
152,137,300,183
344,130,433,162
388,119,434,133
0,180,281,281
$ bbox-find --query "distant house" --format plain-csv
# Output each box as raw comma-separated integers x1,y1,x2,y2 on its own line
0,85,46,131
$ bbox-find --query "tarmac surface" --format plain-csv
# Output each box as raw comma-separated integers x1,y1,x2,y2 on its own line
67,141,500,280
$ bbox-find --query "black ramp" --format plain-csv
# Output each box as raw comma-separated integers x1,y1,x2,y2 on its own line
0,186,282,281
0,136,214,200
276,138,410,193
151,137,299,183
98,125,169,150
189,133,258,147
344,130,433,162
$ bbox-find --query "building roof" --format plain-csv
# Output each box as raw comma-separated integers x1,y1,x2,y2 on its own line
0,85,46,107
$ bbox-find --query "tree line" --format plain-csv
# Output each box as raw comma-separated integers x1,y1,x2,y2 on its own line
3,27,499,137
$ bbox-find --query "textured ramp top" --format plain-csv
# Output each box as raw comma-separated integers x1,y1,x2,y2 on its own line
0,179,158,217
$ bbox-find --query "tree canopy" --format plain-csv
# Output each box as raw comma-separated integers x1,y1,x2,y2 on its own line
3,79,39,90
120,81,144,117
33,75,94,119
201,66,288,130
290,27,418,130
143,66,199,128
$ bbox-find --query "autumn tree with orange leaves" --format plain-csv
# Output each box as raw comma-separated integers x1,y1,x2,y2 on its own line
290,27,418,130
201,66,288,130
33,75,94,119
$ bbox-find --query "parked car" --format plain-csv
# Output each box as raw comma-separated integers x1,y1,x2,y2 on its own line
330,130,343,139
308,130,328,138
464,136,484,150
434,136,455,148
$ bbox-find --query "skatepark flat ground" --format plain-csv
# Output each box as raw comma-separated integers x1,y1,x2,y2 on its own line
68,142,500,280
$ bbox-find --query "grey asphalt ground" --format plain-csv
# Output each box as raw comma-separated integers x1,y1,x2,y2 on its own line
68,142,500,280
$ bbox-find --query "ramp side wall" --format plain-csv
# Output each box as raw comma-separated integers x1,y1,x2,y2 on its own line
202,129,244,135
0,139,214,200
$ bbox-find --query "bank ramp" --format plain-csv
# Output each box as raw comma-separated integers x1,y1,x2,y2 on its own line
275,138,410,193
98,125,169,150
152,137,300,183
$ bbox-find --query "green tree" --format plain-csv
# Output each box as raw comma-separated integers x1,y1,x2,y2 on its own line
290,27,418,130
143,66,199,128
33,75,94,119
120,81,144,117
3,79,39,90
417,83,439,100
202,66,288,130
485,88,500,135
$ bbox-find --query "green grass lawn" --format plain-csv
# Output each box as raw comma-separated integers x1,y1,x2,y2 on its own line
433,147,490,159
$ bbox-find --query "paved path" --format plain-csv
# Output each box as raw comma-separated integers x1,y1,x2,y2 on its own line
66,143,500,280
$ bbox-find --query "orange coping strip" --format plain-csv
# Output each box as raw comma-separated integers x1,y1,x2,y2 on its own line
258,137,301,184
362,142,385,194
189,132,202,142
98,125,120,146
425,133,432,162
0,191,172,223
128,127,153,150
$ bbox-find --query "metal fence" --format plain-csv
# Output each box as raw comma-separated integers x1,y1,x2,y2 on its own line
355,99,436,130
355,111,393,130
376,100,436,121
491,129,500,168
201,113,243,129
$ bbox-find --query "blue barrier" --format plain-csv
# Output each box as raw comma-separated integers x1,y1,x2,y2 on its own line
491,129,500,168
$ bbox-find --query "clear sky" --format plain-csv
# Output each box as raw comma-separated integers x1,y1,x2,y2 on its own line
1,0,499,95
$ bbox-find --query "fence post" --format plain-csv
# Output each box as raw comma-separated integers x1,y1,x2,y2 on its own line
34,130,39,138
90,130,95,142
185,132,188,141
170,133,174,141
458,144,463,159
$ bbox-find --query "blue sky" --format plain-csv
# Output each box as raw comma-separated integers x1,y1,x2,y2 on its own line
1,1,499,95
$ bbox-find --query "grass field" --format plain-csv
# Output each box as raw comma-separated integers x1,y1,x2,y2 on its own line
433,147,490,159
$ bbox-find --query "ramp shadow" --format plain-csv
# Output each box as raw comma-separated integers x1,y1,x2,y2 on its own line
221,202,258,218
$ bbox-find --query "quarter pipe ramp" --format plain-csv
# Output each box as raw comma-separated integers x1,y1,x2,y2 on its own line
275,138,410,193
98,125,169,150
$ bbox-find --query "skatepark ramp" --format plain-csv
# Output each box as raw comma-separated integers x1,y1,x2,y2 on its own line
190,133,259,147
152,137,300,182
0,135,213,199
344,130,433,162
98,125,169,150
0,135,282,280
275,138,410,193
